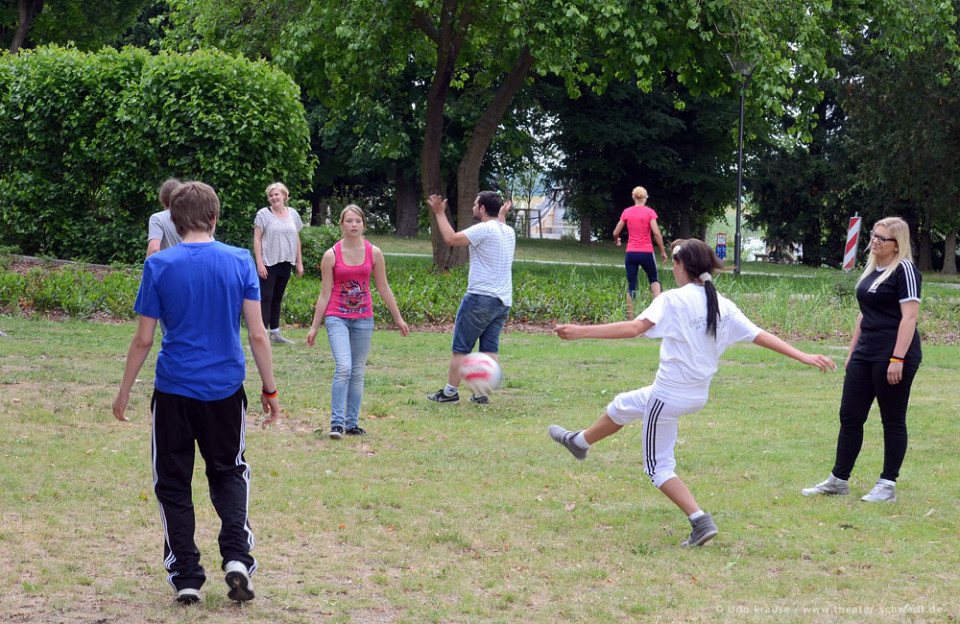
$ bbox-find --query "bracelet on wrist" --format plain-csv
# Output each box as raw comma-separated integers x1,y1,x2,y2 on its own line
262,388,278,398
889,357,904,364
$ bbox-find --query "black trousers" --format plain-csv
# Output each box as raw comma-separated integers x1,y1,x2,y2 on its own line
151,387,256,592
259,262,293,330
832,358,919,482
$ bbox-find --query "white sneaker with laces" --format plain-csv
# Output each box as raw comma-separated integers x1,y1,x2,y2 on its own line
801,474,849,497
861,479,896,502
225,560,255,602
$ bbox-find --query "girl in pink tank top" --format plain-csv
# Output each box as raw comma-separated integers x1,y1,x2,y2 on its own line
306,205,409,438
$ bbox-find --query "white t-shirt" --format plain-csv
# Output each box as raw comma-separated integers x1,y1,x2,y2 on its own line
464,220,516,306
147,210,183,251
640,283,762,403
254,207,303,267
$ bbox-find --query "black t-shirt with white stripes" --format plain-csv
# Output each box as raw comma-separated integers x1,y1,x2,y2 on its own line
852,260,922,363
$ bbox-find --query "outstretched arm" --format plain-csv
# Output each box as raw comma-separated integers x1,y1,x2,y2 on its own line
428,194,471,246
752,331,836,372
555,317,654,341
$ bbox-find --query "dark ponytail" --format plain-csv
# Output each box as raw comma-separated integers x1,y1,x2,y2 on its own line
670,239,726,338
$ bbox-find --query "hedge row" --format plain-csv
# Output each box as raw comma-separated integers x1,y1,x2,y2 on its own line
0,45,313,264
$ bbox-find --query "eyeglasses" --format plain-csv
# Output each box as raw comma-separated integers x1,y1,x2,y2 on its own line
869,231,894,244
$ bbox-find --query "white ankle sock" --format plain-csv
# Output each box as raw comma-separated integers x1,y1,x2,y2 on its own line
572,432,589,449
689,510,705,521
443,384,458,396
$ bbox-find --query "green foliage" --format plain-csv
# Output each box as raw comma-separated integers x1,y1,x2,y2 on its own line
0,45,313,263
299,225,341,278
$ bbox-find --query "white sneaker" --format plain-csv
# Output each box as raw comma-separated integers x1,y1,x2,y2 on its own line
861,479,896,502
224,560,255,602
270,331,295,345
801,474,849,496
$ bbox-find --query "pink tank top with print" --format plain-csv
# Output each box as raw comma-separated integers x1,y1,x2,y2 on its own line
325,240,374,318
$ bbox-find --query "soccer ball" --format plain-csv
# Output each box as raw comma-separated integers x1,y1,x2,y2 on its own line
458,352,502,397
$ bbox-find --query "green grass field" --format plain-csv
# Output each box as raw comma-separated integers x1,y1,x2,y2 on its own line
1,309,957,623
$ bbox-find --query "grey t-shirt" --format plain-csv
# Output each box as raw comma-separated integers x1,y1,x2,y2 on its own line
147,210,183,251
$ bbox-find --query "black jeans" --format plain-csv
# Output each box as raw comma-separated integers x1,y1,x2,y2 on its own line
259,262,293,330
832,358,919,482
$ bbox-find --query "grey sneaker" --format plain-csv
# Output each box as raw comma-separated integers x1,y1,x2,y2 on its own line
681,512,719,547
224,560,255,602
329,425,344,439
270,331,295,345
548,425,587,460
861,480,896,502
175,588,200,605
469,394,489,404
427,389,460,403
801,474,849,497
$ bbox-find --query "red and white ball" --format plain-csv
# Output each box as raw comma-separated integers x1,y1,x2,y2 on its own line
458,352,502,397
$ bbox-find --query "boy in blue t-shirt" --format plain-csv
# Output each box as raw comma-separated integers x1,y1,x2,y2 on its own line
113,181,280,605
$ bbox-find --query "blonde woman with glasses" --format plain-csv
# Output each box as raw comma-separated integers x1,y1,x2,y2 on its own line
803,217,921,503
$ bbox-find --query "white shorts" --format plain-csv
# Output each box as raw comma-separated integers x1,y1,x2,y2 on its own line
606,386,706,488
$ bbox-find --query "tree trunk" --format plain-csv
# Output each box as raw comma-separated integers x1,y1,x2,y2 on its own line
11,0,44,53
417,0,468,270
917,227,933,271
455,45,535,238
579,213,591,244
677,204,693,239
942,229,957,275
394,166,419,238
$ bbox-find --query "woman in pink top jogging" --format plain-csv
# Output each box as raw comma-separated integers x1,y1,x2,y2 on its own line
306,205,409,439
612,186,668,316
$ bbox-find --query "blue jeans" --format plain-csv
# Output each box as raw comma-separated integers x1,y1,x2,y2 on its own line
451,293,510,354
325,315,374,429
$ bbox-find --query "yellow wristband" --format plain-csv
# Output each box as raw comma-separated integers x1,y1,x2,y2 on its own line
889,357,904,364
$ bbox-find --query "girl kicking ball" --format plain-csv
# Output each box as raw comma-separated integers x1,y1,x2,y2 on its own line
548,239,836,547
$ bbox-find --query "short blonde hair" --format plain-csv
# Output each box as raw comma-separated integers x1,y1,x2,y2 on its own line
632,186,648,203
265,182,289,200
339,204,365,227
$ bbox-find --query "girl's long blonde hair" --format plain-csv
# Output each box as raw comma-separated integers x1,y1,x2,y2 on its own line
857,216,913,290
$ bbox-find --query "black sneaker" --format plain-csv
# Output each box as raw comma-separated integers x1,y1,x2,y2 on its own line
426,389,460,403
329,425,344,439
468,394,489,404
345,426,367,436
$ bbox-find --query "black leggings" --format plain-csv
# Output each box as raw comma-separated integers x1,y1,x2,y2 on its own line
259,262,293,330
832,358,919,482
624,251,659,299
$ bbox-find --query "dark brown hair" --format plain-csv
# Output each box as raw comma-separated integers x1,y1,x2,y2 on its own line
158,178,182,209
670,239,726,338
169,181,220,236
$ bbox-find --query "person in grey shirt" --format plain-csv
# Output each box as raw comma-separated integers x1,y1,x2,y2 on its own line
146,178,184,257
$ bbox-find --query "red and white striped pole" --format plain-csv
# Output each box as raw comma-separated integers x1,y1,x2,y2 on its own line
843,214,862,272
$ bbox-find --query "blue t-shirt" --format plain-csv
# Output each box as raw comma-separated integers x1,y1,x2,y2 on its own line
135,241,260,400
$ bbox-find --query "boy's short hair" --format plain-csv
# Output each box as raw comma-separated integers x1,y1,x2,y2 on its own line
158,178,182,209
476,191,503,218
169,181,220,236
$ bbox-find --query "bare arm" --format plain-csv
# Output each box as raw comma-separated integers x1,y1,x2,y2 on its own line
886,300,919,384
146,239,161,258
612,220,625,247
428,194,471,246
498,200,512,224
112,316,158,421
650,218,667,263
306,249,336,346
555,317,655,341
242,298,280,422
372,246,409,336
294,230,304,277
253,226,268,279
752,331,836,372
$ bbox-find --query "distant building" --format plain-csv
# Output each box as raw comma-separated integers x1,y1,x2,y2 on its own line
525,191,576,239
